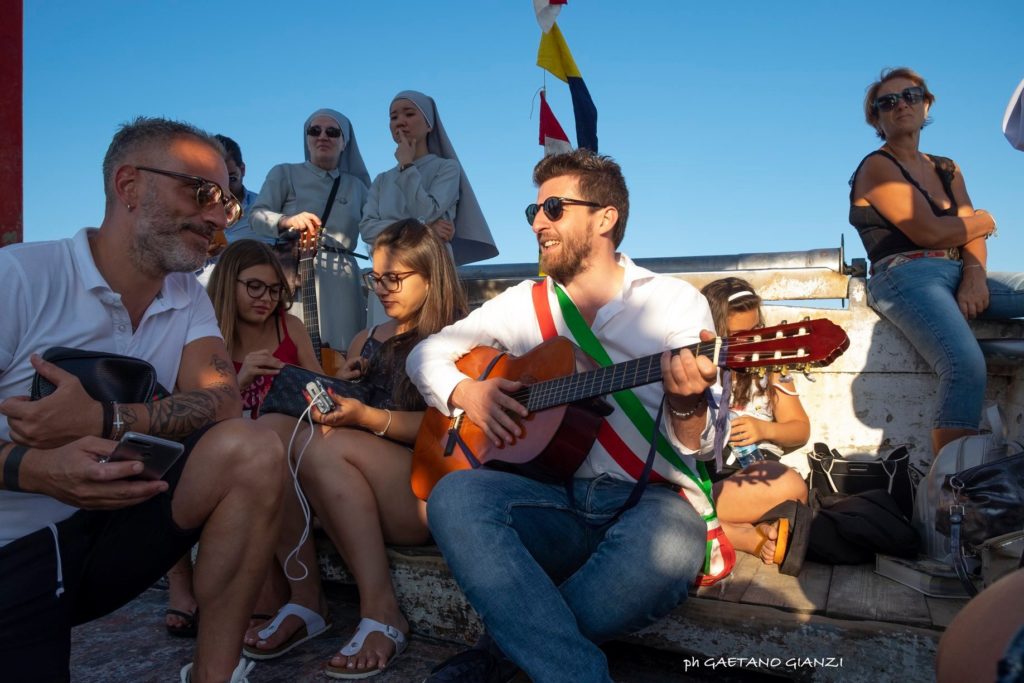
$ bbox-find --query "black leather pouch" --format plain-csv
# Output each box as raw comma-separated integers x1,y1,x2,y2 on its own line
30,347,166,403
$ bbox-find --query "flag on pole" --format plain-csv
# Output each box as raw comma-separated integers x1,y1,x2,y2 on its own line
537,23,597,152
539,89,572,156
533,0,567,33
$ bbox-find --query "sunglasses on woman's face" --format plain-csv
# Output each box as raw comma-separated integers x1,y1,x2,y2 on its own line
524,196,602,226
306,125,342,138
874,86,926,113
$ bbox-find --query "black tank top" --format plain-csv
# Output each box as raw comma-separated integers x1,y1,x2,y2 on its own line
848,150,959,264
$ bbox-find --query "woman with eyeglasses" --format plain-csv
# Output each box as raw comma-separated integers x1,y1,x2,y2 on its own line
243,220,467,679
250,109,372,353
850,67,1024,455
360,91,497,266
162,239,323,638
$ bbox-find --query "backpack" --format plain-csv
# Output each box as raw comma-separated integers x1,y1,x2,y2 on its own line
913,405,1024,561
807,489,920,564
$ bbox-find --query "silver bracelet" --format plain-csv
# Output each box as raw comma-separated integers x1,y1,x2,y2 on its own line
668,397,707,420
372,408,393,437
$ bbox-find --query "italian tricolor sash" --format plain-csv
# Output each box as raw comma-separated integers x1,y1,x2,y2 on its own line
531,280,734,585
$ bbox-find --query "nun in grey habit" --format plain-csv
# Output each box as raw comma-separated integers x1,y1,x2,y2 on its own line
250,108,371,352
360,90,498,266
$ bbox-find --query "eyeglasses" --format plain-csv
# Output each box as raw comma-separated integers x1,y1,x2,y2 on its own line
873,86,926,113
306,125,342,138
362,271,419,293
525,196,602,226
135,166,242,227
237,278,286,301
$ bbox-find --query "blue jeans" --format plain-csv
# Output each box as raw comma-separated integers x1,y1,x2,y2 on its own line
427,470,706,683
867,257,1024,429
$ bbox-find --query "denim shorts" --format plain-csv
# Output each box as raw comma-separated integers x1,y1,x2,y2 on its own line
867,257,1024,429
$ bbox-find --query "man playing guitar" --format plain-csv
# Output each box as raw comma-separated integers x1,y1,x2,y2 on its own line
407,150,722,683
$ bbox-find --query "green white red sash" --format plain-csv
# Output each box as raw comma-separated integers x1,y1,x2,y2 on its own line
531,280,734,585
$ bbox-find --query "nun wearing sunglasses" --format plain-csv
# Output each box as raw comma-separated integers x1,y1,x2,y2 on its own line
250,109,372,352
849,67,1024,455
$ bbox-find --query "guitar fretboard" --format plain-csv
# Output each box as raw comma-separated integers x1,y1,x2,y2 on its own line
298,254,322,364
518,340,717,412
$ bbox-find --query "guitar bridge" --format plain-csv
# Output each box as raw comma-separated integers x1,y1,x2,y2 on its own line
443,414,464,457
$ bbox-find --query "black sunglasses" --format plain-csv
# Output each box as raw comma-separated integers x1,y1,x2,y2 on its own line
237,278,286,301
525,196,602,226
306,125,342,138
135,166,242,227
362,271,418,293
874,86,926,113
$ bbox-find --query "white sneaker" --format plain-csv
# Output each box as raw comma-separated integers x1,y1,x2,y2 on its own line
179,657,256,683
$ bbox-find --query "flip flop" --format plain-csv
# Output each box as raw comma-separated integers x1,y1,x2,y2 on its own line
324,617,408,679
165,608,198,638
754,500,812,576
242,603,332,660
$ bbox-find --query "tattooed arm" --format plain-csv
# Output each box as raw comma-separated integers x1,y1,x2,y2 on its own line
116,337,243,440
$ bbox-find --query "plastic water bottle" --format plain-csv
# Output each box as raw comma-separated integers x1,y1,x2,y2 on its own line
729,411,765,468
732,443,765,468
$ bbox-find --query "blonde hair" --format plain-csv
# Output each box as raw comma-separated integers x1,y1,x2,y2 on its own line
207,240,293,355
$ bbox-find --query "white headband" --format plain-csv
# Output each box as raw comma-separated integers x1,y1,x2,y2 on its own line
728,290,756,302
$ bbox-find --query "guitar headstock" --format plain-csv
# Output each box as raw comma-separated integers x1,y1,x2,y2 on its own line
720,318,849,373
298,227,322,259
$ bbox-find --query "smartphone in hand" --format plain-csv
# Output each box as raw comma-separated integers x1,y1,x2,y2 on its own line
305,380,335,414
106,432,185,481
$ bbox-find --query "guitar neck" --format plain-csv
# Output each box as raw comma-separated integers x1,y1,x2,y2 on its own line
298,254,323,363
519,339,717,413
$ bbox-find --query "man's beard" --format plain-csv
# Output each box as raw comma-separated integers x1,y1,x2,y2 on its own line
130,193,209,275
541,224,593,283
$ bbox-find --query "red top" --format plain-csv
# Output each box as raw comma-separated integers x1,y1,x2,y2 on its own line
235,311,300,418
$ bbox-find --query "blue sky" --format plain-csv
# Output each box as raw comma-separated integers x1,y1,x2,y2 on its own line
22,1,1023,271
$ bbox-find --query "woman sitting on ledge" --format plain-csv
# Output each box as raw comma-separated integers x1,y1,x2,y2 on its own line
849,66,1024,454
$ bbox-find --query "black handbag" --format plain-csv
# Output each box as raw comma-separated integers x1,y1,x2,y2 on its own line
807,443,914,519
258,364,371,419
30,347,168,403
935,451,1024,596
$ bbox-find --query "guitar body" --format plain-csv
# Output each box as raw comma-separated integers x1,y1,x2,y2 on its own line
319,346,345,377
410,318,851,501
410,337,607,501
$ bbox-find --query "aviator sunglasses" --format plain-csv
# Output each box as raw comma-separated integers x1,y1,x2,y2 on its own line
525,196,602,226
135,166,242,227
873,86,926,113
306,125,342,138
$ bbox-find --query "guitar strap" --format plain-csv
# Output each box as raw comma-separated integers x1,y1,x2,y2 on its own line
531,281,735,584
320,175,342,227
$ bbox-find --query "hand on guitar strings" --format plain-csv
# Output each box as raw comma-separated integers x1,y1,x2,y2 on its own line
661,329,718,416
451,377,528,447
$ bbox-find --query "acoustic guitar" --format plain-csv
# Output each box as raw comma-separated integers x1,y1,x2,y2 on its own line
410,318,850,500
297,228,346,376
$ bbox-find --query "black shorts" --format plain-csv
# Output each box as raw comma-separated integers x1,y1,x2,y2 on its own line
0,425,213,682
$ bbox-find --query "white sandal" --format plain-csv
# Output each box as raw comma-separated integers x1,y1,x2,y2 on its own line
241,602,331,660
180,657,256,682
324,617,408,679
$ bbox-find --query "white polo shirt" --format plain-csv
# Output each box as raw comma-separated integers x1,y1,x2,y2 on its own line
0,228,222,546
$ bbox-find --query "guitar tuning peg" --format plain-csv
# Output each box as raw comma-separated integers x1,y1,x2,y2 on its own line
802,365,816,382
780,320,788,325
803,316,811,321
756,366,767,378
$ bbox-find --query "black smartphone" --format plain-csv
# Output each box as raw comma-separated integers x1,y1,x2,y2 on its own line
106,432,185,481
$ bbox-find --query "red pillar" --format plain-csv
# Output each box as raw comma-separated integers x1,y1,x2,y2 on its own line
0,0,23,247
